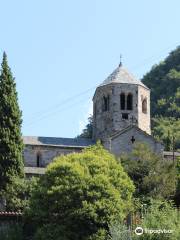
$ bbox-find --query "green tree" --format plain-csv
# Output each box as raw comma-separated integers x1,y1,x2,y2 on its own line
25,143,134,240
0,52,24,191
120,143,177,201
142,46,180,149
1,176,37,211
77,115,93,139
152,117,180,151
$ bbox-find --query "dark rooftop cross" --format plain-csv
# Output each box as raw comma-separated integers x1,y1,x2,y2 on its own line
131,136,135,144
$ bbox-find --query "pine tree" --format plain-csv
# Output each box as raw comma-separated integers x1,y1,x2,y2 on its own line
0,52,24,191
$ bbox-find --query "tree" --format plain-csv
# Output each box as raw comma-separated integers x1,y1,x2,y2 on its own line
1,176,37,211
120,143,177,201
142,46,180,149
0,52,24,191
25,143,134,240
152,117,180,151
77,115,93,139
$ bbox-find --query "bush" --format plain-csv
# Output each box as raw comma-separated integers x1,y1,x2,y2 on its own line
121,143,177,200
0,176,38,211
25,142,134,240
108,222,131,240
0,223,23,240
134,200,180,240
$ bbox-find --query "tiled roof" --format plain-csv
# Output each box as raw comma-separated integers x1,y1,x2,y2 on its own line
0,212,22,216
23,136,95,148
99,64,148,89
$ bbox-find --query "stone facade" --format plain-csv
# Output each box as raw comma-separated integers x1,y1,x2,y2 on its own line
103,126,163,156
24,145,83,168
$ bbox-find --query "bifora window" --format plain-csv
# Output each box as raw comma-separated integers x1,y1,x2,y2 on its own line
120,93,125,110
127,93,133,110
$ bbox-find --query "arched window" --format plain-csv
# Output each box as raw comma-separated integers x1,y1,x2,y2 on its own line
120,93,125,110
36,152,42,167
142,98,147,114
127,93,133,110
102,95,110,112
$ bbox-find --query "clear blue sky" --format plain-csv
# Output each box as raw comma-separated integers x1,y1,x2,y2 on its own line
0,0,179,138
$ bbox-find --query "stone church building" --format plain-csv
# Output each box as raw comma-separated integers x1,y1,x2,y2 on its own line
23,62,178,175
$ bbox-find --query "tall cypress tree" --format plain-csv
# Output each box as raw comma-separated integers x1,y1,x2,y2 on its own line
0,52,24,191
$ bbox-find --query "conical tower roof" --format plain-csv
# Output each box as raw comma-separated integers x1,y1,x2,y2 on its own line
99,64,148,89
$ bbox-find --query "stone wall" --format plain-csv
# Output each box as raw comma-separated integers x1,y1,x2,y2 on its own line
104,127,163,156
23,145,83,167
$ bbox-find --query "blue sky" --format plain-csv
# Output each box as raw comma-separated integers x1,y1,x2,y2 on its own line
0,0,179,138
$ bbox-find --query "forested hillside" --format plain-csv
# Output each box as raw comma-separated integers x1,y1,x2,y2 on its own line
142,46,180,150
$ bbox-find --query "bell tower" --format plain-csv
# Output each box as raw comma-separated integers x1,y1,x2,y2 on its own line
92,63,151,141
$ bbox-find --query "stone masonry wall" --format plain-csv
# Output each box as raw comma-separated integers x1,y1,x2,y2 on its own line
108,128,163,156
24,145,82,167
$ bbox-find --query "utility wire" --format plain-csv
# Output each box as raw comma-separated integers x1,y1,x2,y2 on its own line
25,93,93,127
25,86,96,123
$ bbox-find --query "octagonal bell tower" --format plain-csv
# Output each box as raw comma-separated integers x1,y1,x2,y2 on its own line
92,62,151,142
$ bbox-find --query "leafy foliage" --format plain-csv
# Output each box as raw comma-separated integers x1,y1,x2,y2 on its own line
0,52,24,191
135,200,180,240
0,223,23,240
120,143,177,200
152,117,180,151
142,46,180,149
25,142,134,240
1,176,37,211
108,200,180,240
108,222,131,240
174,157,180,206
77,115,93,139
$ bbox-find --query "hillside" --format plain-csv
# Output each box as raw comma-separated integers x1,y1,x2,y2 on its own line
142,46,180,150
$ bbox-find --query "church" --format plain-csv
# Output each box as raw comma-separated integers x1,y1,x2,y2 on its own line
23,62,178,176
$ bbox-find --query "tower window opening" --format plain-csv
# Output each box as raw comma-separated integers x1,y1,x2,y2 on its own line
142,98,147,114
120,93,125,110
127,93,133,110
102,95,110,112
122,113,129,120
36,153,42,167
